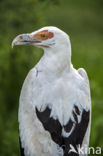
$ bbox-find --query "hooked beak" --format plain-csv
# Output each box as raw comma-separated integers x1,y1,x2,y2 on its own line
12,33,41,48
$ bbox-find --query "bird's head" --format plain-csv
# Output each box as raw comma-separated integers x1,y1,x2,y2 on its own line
12,26,70,51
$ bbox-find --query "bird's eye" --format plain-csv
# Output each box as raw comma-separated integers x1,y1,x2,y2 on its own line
41,34,46,38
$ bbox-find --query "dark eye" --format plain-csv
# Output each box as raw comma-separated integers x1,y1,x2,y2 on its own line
41,34,46,38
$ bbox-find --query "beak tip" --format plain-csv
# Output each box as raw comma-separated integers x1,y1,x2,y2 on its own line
11,41,15,48
11,37,18,48
11,43,14,48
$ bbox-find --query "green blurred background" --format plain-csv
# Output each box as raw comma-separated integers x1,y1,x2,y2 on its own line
0,0,103,155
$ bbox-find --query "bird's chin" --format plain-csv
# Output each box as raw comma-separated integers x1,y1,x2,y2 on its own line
36,42,55,49
38,44,50,48
32,42,50,48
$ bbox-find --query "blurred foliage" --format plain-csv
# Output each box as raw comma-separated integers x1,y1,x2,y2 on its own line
0,0,103,155
38,0,59,5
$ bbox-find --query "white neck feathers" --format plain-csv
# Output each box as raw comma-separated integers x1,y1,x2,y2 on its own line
37,41,71,76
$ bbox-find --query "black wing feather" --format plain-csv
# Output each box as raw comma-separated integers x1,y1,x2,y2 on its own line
35,105,90,156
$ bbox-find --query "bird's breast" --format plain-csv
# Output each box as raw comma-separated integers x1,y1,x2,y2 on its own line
31,74,78,125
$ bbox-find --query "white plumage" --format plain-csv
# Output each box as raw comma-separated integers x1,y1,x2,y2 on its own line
12,26,91,156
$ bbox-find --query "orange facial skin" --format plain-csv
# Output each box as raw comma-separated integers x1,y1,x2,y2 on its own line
33,30,54,42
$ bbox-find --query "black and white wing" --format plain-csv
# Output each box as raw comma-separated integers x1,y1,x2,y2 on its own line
35,68,91,156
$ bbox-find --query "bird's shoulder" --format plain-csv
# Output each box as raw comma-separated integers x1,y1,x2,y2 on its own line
22,67,38,85
70,66,90,91
77,67,90,96
77,68,89,85
19,67,38,99
68,67,90,92
68,67,91,110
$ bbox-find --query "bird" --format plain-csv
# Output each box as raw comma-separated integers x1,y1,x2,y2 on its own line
12,26,91,156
